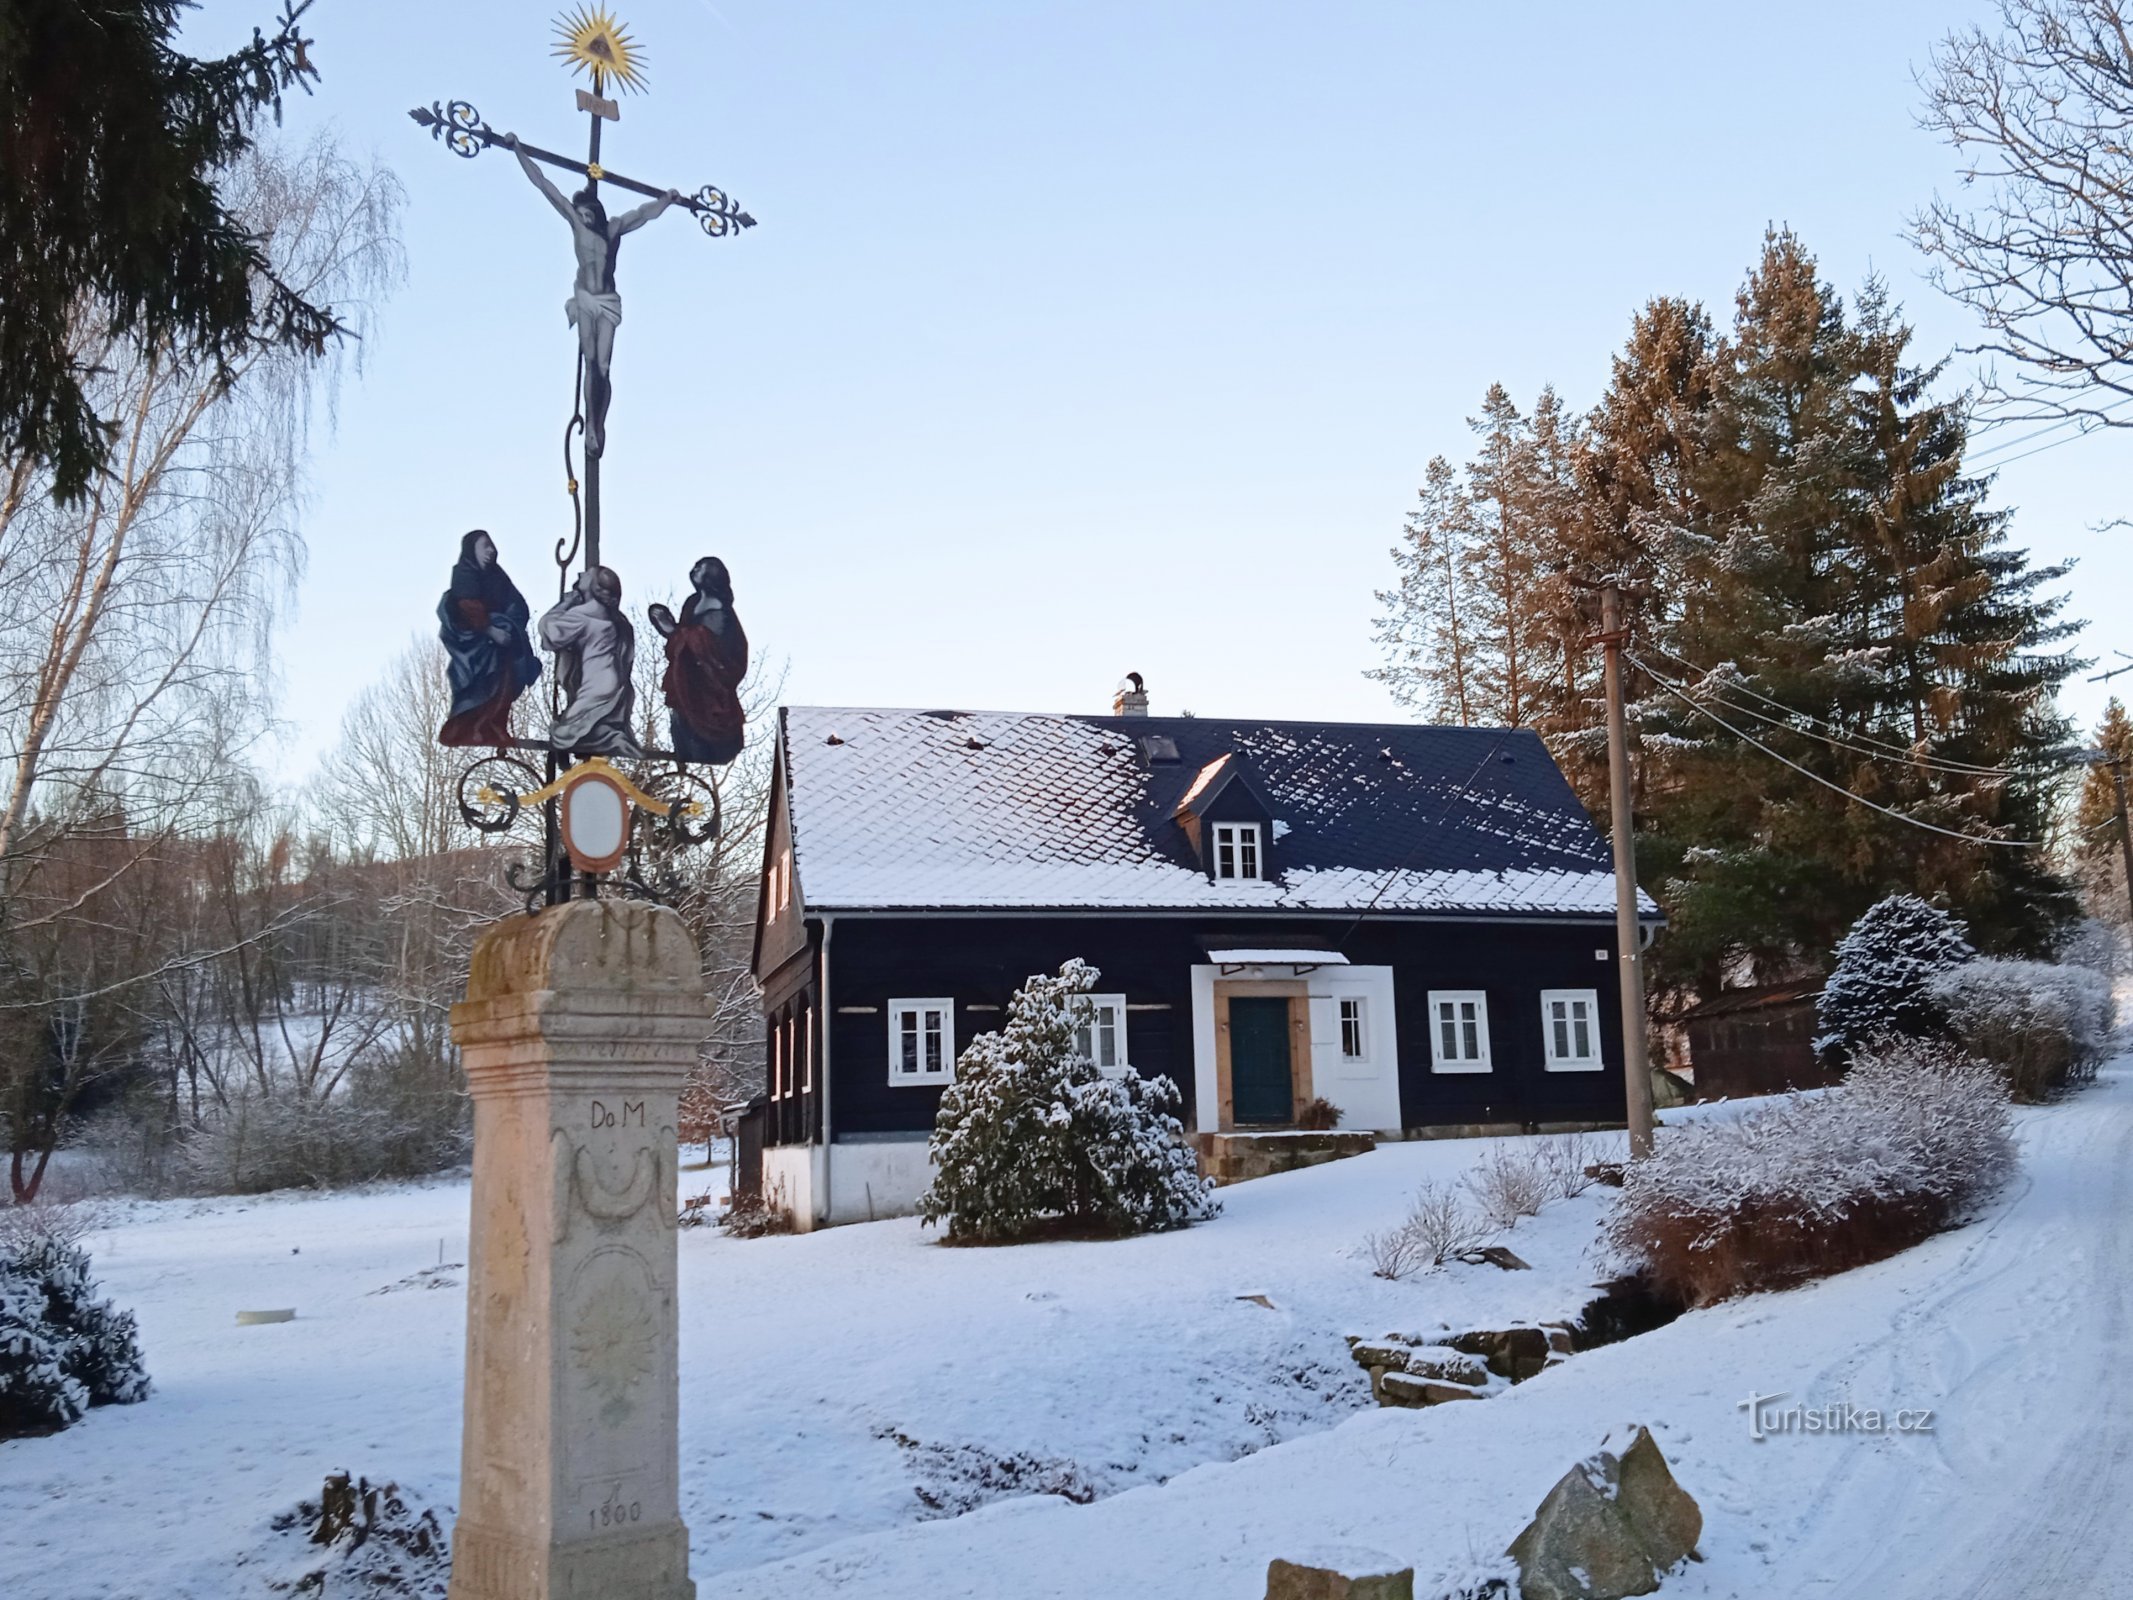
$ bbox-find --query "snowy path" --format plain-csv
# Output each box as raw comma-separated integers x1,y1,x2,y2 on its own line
4,1071,2128,1597
1775,1063,2133,1598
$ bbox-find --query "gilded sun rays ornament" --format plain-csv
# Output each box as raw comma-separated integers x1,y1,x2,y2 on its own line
552,6,646,96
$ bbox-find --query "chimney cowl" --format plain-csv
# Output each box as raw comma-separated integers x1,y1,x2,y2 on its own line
1113,671,1149,718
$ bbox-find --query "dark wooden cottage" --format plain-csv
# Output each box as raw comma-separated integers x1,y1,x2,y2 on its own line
751,696,1658,1228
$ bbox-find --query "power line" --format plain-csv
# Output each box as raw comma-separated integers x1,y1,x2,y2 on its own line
1964,397,2133,466
1627,654,2045,849
1636,637,2018,779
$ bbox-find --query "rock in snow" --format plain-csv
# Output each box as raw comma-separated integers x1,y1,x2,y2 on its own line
1265,1547,1415,1599
1505,1426,1701,1600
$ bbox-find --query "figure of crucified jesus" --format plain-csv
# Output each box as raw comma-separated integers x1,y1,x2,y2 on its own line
505,132,681,459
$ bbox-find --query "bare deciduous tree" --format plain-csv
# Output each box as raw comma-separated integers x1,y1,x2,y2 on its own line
0,135,404,1199
1917,0,2133,423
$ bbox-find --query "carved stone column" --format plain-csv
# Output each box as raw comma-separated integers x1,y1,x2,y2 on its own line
447,899,705,1600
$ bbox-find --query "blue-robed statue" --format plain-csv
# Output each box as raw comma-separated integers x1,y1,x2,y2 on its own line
437,529,542,747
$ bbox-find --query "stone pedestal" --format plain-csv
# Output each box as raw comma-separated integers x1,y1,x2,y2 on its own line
447,900,707,1600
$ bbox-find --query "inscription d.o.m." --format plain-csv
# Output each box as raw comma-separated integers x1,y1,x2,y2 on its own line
590,1100,649,1130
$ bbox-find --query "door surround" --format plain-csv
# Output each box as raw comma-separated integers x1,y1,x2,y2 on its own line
1212,979,1312,1131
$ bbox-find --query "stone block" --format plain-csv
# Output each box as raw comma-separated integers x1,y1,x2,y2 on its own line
1265,1549,1415,1599
1378,1370,1486,1408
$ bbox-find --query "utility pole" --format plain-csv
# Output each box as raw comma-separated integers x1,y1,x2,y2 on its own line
1592,581,1656,1158
2110,756,2133,927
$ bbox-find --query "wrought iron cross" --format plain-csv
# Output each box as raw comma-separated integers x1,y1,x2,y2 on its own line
410,9,754,575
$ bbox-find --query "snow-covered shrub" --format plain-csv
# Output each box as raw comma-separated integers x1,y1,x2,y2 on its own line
1362,1222,1429,1281
1606,1038,2015,1305
1535,1131,1598,1201
1466,1143,1551,1228
0,1238,148,1438
176,1092,418,1196
0,1258,84,1437
2060,918,2131,979
1926,958,2115,1100
1813,895,1975,1065
920,960,1217,1242
1364,1180,1494,1280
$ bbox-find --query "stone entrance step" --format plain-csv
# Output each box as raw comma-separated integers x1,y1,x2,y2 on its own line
1199,1130,1377,1185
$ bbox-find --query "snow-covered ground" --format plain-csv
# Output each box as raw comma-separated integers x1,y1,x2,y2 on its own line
4,1069,2129,1598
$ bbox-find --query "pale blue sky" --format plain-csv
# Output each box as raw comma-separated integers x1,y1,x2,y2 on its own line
194,0,2133,780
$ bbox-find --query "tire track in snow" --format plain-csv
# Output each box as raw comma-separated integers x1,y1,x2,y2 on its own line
1785,1070,2133,1598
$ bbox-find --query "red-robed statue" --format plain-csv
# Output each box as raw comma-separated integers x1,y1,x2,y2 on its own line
647,557,748,765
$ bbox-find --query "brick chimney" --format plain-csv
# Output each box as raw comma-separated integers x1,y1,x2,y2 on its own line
1113,672,1149,717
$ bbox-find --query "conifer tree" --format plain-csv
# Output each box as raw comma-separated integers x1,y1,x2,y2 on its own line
1642,234,2079,987
1374,230,2084,997
1370,457,1478,723
2074,698,2132,923
1,1,339,501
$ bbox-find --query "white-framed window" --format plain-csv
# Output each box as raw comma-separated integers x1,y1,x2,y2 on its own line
776,848,792,911
1541,989,1601,1071
1428,990,1492,1073
1212,821,1262,881
771,1017,787,1098
1074,993,1129,1076
802,1007,814,1092
888,999,955,1085
1339,996,1368,1062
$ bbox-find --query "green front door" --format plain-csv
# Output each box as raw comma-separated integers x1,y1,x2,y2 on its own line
1229,996,1293,1126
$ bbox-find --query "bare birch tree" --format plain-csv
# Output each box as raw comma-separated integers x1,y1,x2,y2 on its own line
0,134,403,1198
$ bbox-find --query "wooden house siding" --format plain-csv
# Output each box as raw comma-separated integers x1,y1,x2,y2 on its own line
762,912,1628,1146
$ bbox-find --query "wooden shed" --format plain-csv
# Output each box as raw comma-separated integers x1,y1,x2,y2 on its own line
1680,981,1836,1100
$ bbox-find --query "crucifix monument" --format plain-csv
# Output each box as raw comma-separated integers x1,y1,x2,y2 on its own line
412,12,757,1599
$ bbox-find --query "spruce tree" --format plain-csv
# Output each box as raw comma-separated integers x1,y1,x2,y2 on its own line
1643,234,2080,987
1370,456,1479,723
1813,894,1975,1065
1,1,339,501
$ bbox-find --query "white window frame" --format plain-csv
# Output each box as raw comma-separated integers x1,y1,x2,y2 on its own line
1540,988,1602,1072
1074,993,1130,1076
1428,990,1492,1074
1211,821,1263,881
775,848,792,911
887,998,956,1086
1338,996,1368,1062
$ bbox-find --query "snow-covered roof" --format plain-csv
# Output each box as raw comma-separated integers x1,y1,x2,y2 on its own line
780,706,1658,919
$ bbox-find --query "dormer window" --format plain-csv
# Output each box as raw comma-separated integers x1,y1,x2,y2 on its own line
1212,822,1261,881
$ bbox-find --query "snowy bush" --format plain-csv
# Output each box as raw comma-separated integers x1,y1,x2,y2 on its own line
1926,958,2116,1101
1813,895,1975,1066
1364,1179,1494,1279
0,1238,148,1439
0,1259,83,1437
920,960,1217,1242
1535,1131,1599,1201
175,1090,456,1196
2060,918,2131,979
1606,1037,2015,1305
1465,1143,1552,1228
